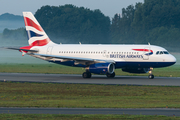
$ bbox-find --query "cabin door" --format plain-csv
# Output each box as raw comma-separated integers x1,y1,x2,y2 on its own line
46,46,53,55
103,50,108,58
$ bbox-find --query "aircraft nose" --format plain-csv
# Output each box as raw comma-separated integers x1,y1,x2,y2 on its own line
169,55,176,64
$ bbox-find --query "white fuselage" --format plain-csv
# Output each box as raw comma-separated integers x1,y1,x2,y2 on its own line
31,43,176,68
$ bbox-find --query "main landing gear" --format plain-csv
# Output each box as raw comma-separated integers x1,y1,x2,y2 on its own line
148,67,154,79
82,72,92,78
106,72,115,78
82,71,116,78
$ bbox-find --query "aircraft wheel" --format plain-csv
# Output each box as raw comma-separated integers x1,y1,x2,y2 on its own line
148,74,154,79
82,72,91,78
106,72,115,78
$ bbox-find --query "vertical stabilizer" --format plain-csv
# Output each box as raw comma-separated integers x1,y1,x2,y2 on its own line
23,12,54,46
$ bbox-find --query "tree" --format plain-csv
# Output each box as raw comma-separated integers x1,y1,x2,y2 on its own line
35,5,110,44
110,0,180,51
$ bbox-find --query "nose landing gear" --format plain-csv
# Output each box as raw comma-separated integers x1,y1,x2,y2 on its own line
148,67,154,79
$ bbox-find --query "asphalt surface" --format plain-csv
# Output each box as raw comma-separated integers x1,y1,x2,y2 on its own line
0,73,180,116
0,73,180,86
0,108,179,116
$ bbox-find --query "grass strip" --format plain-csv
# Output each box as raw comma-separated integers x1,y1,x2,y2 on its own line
0,64,179,77
0,114,179,120
0,82,180,108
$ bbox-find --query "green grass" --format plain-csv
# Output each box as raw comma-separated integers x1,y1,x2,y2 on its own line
1,82,180,108
0,114,179,120
0,64,179,77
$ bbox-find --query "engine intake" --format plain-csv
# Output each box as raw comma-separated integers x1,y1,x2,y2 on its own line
88,63,115,74
122,68,149,73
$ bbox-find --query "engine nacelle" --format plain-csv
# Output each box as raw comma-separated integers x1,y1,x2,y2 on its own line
88,63,115,74
122,68,149,74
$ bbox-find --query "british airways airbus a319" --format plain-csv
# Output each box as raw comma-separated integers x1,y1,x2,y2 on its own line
8,12,176,79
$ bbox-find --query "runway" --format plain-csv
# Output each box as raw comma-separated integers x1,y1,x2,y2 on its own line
0,73,180,116
0,108,180,116
0,73,180,86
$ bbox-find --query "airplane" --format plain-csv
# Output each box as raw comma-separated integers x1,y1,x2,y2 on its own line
8,12,176,79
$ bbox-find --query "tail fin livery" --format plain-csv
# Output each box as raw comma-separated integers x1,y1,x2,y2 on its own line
23,12,53,46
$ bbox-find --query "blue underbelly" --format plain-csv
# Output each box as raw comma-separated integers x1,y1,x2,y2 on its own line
48,60,176,69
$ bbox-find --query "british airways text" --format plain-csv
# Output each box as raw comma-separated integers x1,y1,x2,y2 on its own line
110,54,143,59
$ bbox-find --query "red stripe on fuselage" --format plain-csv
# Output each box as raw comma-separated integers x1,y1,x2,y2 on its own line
132,49,153,53
24,17,44,32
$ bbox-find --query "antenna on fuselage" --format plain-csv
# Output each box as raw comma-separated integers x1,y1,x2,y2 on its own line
148,42,151,45
79,42,81,45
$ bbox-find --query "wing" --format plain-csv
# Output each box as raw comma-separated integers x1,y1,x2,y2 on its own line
30,53,115,66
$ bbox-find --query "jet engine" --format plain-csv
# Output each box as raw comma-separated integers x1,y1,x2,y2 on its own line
122,68,149,73
87,63,115,74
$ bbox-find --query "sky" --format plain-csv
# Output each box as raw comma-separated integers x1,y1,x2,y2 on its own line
0,0,144,18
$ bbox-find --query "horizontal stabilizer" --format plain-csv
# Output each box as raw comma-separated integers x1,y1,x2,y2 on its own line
6,47,38,52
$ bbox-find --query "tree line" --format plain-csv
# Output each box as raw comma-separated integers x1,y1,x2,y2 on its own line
110,0,180,51
2,0,180,51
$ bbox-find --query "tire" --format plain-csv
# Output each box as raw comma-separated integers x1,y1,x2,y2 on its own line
106,72,115,78
88,72,92,78
110,72,115,78
82,72,92,78
148,74,154,79
83,72,88,78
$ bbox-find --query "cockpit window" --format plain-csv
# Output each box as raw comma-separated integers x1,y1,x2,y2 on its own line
156,51,159,55
156,51,169,55
163,51,169,54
